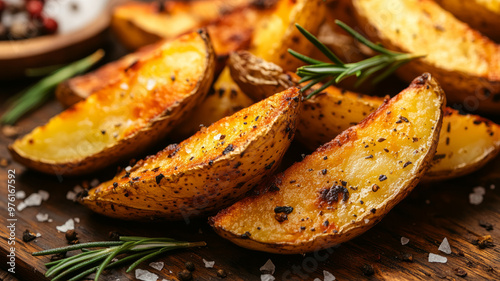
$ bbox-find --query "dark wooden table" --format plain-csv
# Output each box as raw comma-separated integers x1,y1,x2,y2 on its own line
1,33,499,281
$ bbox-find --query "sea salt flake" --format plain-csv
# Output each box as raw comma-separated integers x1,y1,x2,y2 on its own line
214,133,222,140
38,190,50,201
438,237,452,254
146,79,156,91
16,190,26,199
90,179,100,187
56,218,75,232
149,261,164,271
324,270,336,281
185,147,192,154
120,83,129,90
469,193,483,205
36,213,49,222
17,202,27,211
473,186,486,195
401,237,410,245
24,193,43,207
36,233,41,237
313,279,321,281
66,191,77,201
135,269,158,281
74,217,80,223
428,253,447,263
364,219,370,224
261,274,275,281
260,259,275,274
203,258,215,268
125,166,132,172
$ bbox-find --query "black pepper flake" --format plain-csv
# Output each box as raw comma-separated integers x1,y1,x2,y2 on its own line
101,130,106,135
311,228,316,232
403,161,412,168
323,156,328,160
300,226,306,231
155,173,165,184
378,138,386,142
208,160,214,166
241,231,251,239
360,200,364,204
220,134,226,140
379,175,387,181
132,177,139,181
319,185,349,204
370,208,376,213
399,116,409,123
274,206,294,214
324,220,329,227
433,154,446,161
275,213,288,222
333,229,338,233
365,155,373,159
122,172,130,179
321,169,327,175
265,160,276,170
151,167,160,172
341,180,347,186
113,182,118,188
255,116,259,121
222,144,234,155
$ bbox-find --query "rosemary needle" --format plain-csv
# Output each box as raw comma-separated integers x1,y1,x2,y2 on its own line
32,236,206,281
288,20,424,99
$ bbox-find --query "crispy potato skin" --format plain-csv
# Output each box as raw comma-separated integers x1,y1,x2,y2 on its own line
351,0,500,113
170,68,254,140
229,51,500,180
434,0,500,42
9,31,215,176
210,74,445,254
80,88,302,220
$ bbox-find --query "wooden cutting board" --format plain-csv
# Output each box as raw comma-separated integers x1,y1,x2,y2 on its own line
0,94,499,281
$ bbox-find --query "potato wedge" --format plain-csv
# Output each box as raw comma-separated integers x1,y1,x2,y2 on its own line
111,0,254,50
170,68,254,140
249,0,326,71
434,0,500,42
210,74,445,254
80,88,302,220
9,30,215,176
351,0,500,113
229,51,500,180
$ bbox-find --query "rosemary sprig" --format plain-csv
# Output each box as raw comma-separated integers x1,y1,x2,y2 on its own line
0,49,104,125
32,236,206,281
288,20,424,99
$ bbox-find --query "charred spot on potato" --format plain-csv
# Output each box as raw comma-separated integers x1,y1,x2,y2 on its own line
319,185,349,205
274,206,294,214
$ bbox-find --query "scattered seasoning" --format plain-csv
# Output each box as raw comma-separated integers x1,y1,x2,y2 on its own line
379,175,387,181
370,208,376,214
217,269,227,278
372,184,380,192
241,231,251,239
323,156,328,160
377,138,386,142
401,253,413,262
319,185,349,205
274,206,294,214
185,261,195,272
155,173,165,185
403,161,412,168
324,220,329,227
222,144,234,155
399,116,409,123
383,148,389,153
360,200,364,204
365,155,374,159
321,169,328,175
361,264,375,276
454,267,467,277
479,221,493,231
112,182,118,188
22,229,37,242
178,269,193,281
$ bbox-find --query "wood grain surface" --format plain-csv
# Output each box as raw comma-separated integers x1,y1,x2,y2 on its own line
0,29,499,281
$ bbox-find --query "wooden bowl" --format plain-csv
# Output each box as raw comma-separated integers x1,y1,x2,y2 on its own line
0,0,123,79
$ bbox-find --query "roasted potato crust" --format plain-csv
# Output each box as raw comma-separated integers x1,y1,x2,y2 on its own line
9,30,215,176
351,0,500,113
80,88,302,220
229,51,500,181
210,74,445,254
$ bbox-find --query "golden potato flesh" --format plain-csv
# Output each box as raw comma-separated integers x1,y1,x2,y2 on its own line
210,74,445,254
80,88,302,220
229,51,500,181
352,0,500,113
9,31,215,176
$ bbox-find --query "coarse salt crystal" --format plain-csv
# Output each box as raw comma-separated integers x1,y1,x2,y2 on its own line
15,190,26,199
146,79,156,91
438,237,452,254
125,166,132,172
260,259,275,274
66,191,77,201
56,218,75,232
135,269,158,281
74,217,80,223
401,237,410,245
36,213,49,222
364,219,370,224
149,261,164,271
36,233,41,237
185,147,192,154
120,83,129,90
17,202,26,211
324,270,336,281
313,279,321,281
38,190,50,201
473,186,486,195
428,253,447,263
90,179,100,187
24,193,43,207
261,274,275,281
203,258,215,268
214,133,222,140
469,193,483,205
